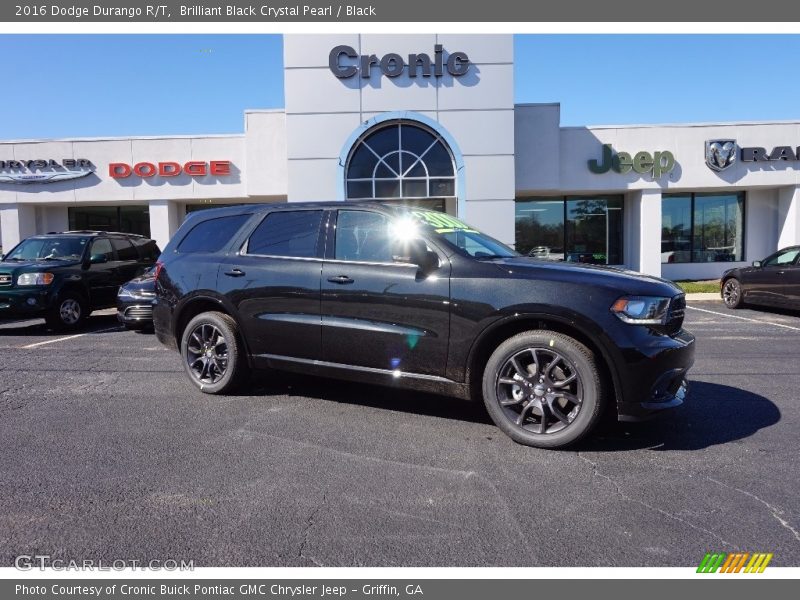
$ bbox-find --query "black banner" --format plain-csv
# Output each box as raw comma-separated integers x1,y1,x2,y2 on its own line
3,579,799,600
1,0,798,22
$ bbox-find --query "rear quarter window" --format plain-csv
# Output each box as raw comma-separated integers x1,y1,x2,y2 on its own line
133,239,161,261
111,238,138,261
177,214,251,254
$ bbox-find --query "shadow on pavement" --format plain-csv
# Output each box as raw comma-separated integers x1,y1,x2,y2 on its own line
578,381,780,452
0,314,122,337
247,371,493,425
247,375,779,449
738,304,800,319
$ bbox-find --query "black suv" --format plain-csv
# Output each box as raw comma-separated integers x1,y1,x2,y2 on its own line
0,231,160,330
153,203,694,449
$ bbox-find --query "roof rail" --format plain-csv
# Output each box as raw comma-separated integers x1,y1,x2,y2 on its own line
62,230,146,238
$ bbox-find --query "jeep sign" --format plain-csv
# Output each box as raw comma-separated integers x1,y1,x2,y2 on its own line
588,144,675,179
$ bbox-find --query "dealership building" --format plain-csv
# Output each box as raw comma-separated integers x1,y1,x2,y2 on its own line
2,34,800,280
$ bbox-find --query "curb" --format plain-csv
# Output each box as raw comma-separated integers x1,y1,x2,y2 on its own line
685,292,720,301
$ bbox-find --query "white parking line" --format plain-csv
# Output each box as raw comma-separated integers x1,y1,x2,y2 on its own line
20,325,123,349
687,305,800,332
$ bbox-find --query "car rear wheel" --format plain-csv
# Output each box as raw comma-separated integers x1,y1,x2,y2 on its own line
482,331,605,449
45,291,88,331
722,278,744,308
181,311,249,394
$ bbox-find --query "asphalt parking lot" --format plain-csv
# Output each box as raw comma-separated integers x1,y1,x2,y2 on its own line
0,302,798,567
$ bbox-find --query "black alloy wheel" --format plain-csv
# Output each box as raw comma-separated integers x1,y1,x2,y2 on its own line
180,311,249,394
482,331,604,449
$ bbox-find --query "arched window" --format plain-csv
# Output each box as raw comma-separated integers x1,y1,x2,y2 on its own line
345,121,456,200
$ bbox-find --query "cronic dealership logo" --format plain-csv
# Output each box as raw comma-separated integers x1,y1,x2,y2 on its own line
705,139,738,172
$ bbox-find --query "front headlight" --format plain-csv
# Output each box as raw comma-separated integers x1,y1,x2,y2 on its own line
610,295,671,325
17,272,54,286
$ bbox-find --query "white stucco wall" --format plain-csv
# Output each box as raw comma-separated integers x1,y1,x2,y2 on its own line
283,33,517,245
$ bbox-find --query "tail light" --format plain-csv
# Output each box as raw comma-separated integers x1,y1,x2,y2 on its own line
153,261,164,282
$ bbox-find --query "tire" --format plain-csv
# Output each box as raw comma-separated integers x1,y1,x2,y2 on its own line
180,311,249,394
45,291,89,331
482,330,605,449
722,278,744,309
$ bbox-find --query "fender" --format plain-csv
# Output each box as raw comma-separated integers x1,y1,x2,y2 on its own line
460,305,624,405
172,291,253,357
54,273,92,305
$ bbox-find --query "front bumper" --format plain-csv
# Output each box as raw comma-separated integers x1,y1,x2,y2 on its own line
0,288,55,319
116,300,154,326
613,328,696,421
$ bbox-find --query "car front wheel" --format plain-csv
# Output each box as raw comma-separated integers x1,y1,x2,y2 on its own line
722,278,744,308
180,311,249,394
482,330,605,449
45,291,88,331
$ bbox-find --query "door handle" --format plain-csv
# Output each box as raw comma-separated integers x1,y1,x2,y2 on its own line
224,268,246,277
327,275,354,284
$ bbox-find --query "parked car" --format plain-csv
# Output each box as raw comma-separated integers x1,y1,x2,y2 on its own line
0,231,160,330
152,203,694,449
721,246,800,309
117,267,156,330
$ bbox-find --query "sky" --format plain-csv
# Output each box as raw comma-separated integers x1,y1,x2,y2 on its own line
2,34,800,139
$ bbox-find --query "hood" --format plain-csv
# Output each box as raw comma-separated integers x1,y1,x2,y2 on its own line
488,257,683,297
120,273,156,293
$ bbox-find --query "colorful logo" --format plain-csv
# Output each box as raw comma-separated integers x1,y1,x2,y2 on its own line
697,552,773,573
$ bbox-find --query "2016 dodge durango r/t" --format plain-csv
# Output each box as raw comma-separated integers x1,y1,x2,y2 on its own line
153,203,694,449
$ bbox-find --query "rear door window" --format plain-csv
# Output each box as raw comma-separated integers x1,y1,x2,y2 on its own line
177,214,251,253
90,238,115,261
246,211,324,258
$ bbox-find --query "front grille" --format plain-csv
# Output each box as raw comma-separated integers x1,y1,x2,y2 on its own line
0,273,11,286
124,305,153,320
665,294,686,334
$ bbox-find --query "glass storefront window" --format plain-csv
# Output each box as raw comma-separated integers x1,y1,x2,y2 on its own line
661,193,744,263
515,199,565,260
185,203,243,215
566,196,623,265
515,196,623,265
661,195,692,264
68,206,150,237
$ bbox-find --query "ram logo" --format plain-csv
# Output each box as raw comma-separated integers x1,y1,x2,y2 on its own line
705,139,738,172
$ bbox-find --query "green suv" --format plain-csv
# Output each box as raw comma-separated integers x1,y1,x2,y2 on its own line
0,231,160,330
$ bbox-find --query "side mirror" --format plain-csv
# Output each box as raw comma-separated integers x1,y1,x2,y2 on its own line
392,238,439,271
89,253,108,264
752,260,762,268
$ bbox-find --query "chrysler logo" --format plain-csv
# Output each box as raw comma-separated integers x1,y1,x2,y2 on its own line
0,274,11,284
0,171,92,185
705,139,737,172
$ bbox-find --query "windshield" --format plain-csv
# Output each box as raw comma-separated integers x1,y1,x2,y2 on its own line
4,237,88,261
401,209,518,259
